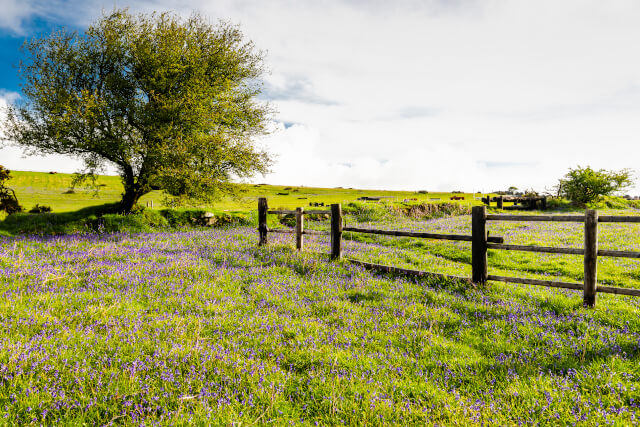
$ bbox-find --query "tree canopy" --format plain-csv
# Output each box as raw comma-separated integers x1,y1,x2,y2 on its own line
557,166,634,205
0,165,22,214
3,9,272,211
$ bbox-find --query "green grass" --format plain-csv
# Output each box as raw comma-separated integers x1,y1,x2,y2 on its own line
0,226,638,425
0,203,252,237
6,170,484,213
2,170,640,424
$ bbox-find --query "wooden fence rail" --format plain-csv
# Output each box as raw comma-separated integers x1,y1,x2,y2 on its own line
257,198,640,308
343,227,505,243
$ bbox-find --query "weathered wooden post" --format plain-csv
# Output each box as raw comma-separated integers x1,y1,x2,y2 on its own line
583,209,598,308
296,207,304,251
330,203,342,260
258,197,268,246
497,196,503,209
472,206,488,285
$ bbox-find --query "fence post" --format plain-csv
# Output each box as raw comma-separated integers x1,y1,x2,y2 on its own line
296,207,304,251
330,203,342,260
583,209,598,308
472,206,488,285
497,196,503,209
258,197,268,246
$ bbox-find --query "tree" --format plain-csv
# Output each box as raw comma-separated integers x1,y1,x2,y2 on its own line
0,165,22,214
557,166,634,205
3,9,272,212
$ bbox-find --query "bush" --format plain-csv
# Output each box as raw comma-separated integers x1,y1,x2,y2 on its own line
0,203,250,235
343,202,391,222
28,204,52,213
557,166,634,206
159,208,250,228
279,213,296,227
159,209,208,227
394,202,471,219
0,165,23,214
97,210,169,233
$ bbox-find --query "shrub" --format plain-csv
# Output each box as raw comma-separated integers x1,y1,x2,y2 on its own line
279,214,296,227
28,204,52,213
394,202,471,219
0,165,23,214
343,202,391,222
557,166,634,205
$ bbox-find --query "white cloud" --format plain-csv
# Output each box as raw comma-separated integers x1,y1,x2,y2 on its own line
0,0,33,34
0,93,86,173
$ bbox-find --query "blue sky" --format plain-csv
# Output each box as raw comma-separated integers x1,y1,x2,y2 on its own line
1,0,639,193
0,36,24,91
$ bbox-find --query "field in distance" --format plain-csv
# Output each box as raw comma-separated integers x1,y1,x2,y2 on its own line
7,170,484,212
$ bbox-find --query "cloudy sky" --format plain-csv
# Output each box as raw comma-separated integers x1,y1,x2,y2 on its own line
1,0,639,193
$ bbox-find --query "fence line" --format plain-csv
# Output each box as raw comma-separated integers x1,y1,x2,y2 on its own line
257,197,640,308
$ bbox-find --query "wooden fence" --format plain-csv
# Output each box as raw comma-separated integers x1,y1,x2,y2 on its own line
257,198,640,308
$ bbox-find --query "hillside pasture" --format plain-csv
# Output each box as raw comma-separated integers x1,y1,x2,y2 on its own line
6,171,483,213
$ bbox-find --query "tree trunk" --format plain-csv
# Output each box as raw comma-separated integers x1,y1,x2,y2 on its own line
120,187,142,213
120,168,149,213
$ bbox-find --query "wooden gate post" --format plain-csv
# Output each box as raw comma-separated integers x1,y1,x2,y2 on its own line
258,197,268,246
497,196,503,209
472,206,488,285
296,207,304,251
583,209,598,308
330,203,342,260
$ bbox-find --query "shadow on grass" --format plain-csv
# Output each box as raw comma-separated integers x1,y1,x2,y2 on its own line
0,202,254,236
0,203,122,236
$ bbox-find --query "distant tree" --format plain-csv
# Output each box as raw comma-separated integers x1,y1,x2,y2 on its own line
3,9,272,212
507,186,518,194
0,165,22,214
557,166,634,205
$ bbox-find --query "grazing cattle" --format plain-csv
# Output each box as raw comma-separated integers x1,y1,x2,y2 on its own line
450,196,465,201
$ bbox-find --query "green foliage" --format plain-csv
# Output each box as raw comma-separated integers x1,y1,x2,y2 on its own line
545,197,573,211
343,202,392,222
0,203,249,235
4,9,272,212
279,213,296,227
0,165,23,214
158,208,249,227
557,166,634,205
28,204,52,213
97,209,169,233
394,202,471,219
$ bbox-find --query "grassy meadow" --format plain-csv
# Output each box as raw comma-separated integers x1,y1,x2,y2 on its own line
1,170,640,425
6,170,482,213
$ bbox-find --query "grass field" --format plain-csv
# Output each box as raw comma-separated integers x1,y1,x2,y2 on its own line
2,169,640,424
6,170,482,213
1,221,639,425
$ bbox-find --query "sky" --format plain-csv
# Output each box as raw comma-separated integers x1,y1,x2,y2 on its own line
0,0,639,194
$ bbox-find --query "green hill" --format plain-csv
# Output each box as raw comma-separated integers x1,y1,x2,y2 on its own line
6,170,482,213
